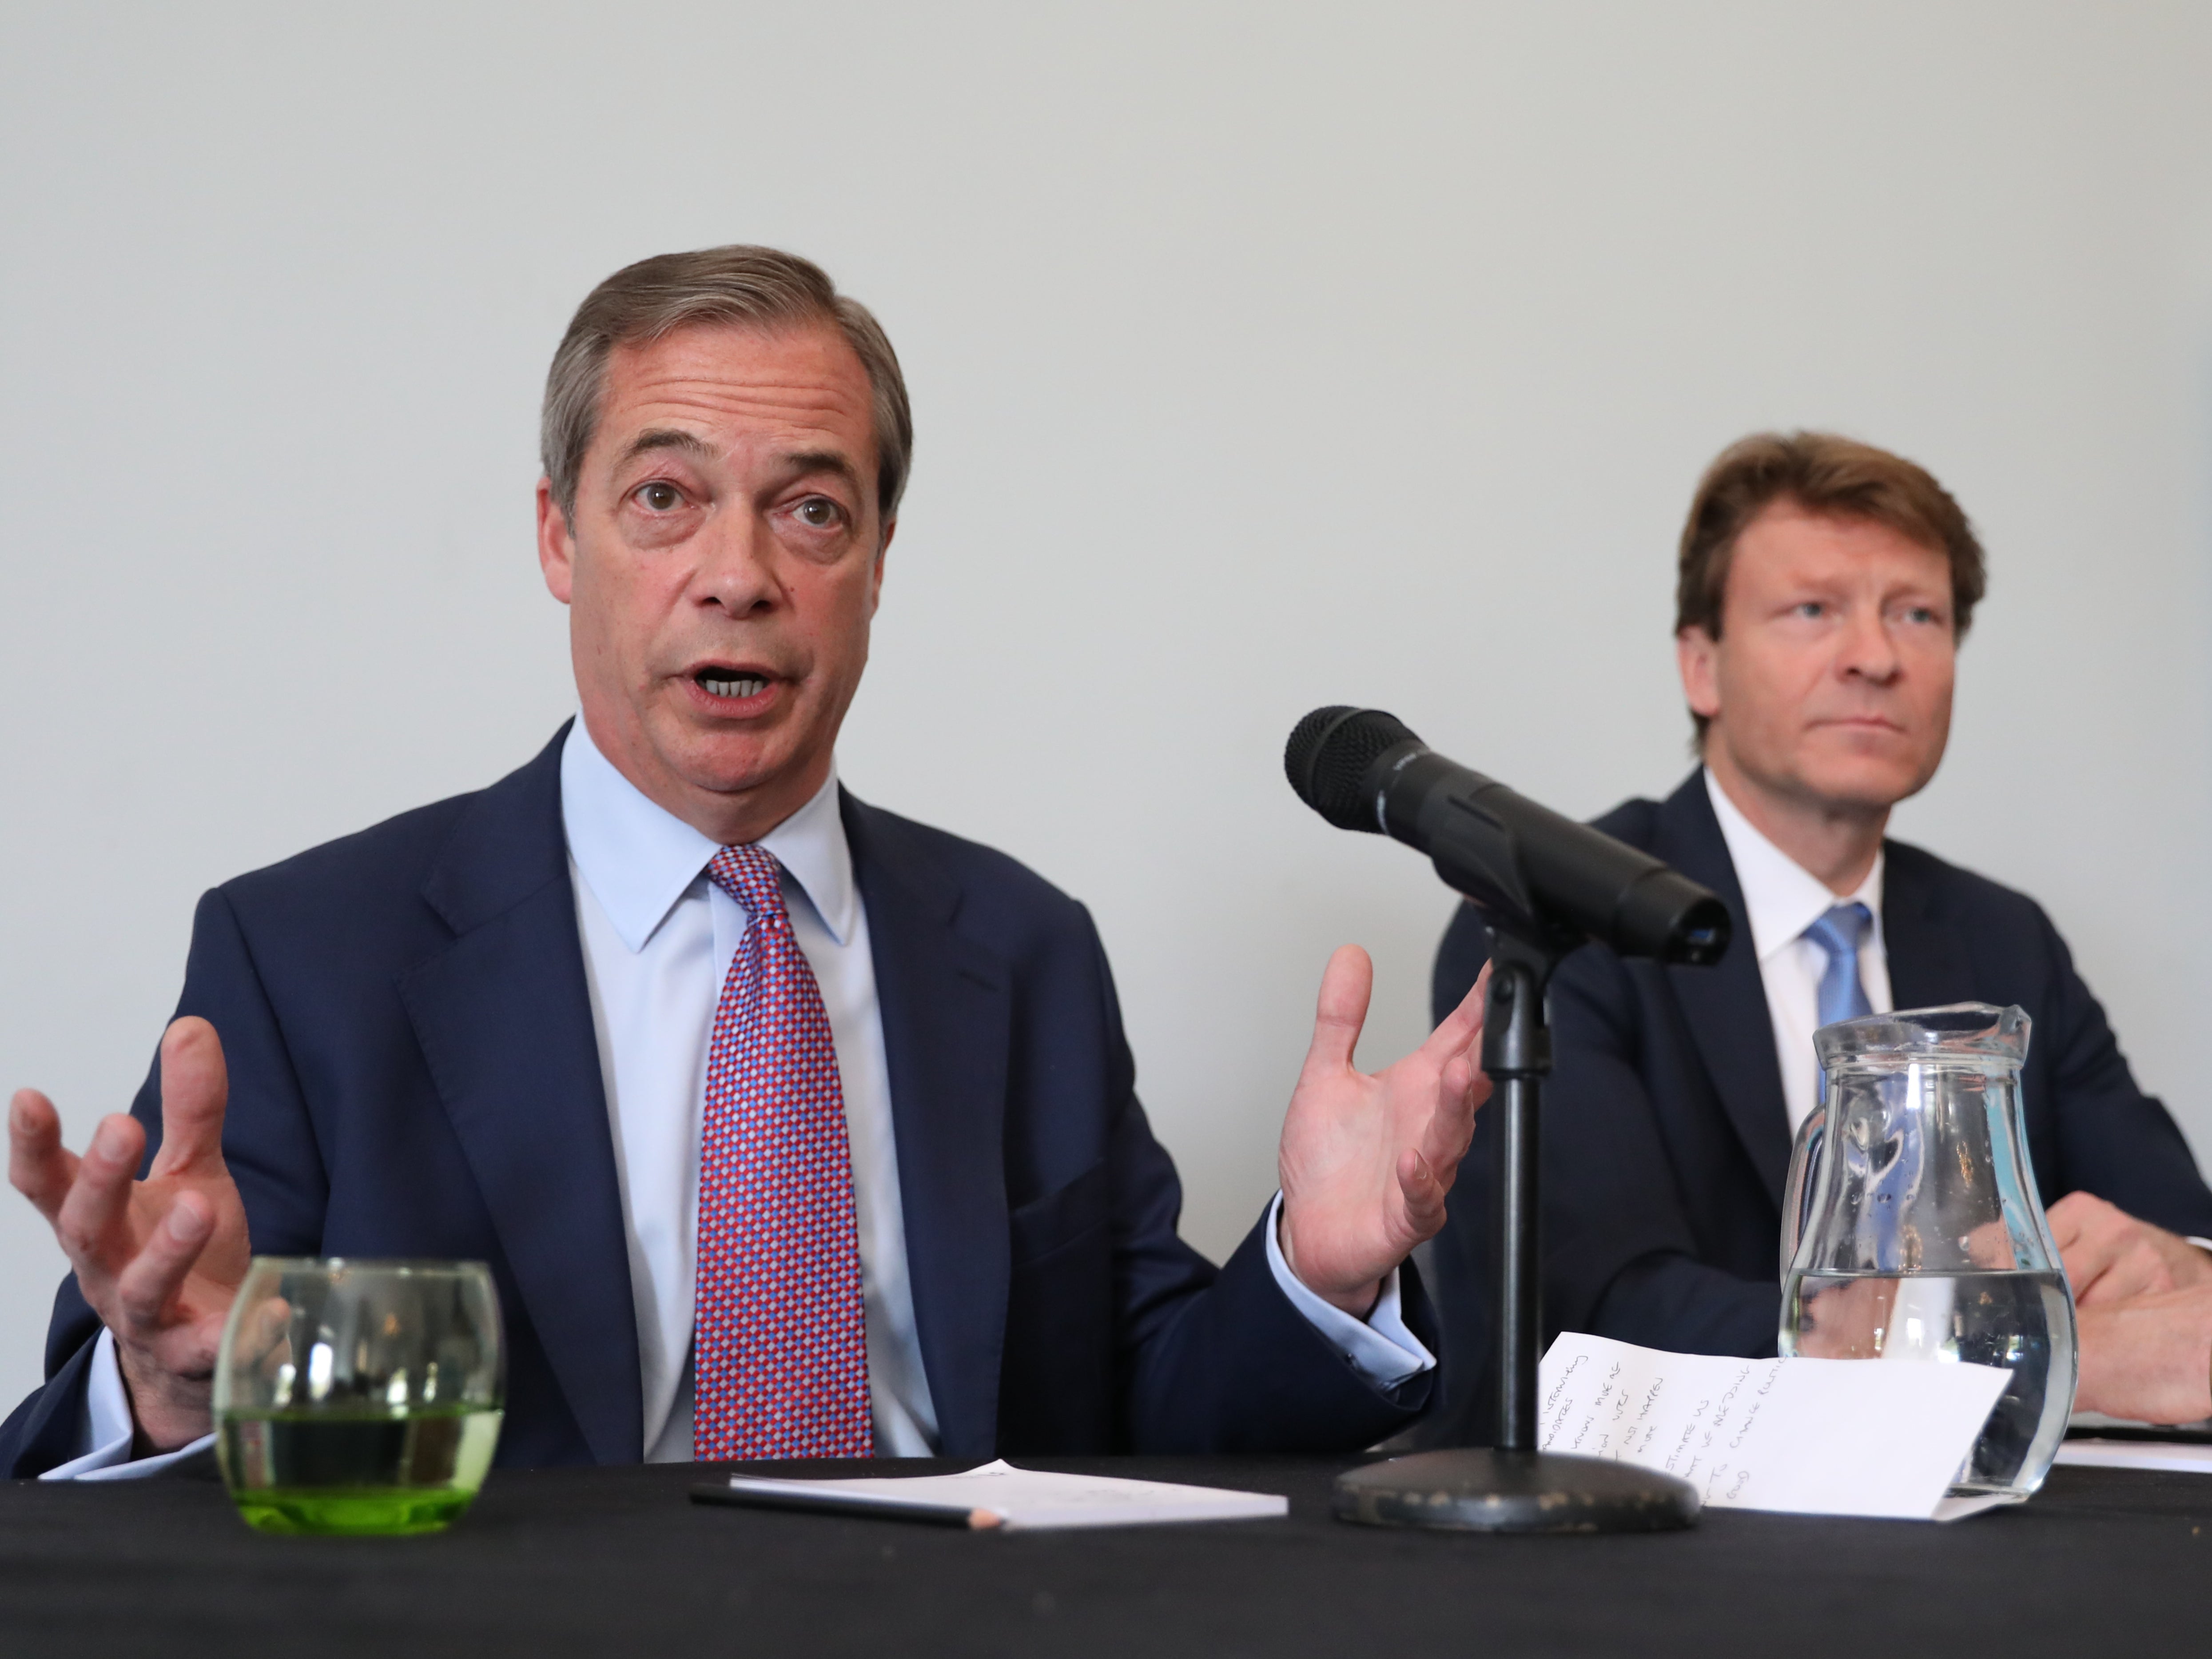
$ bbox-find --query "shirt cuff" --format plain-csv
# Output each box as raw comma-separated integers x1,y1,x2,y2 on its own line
1263,1192,1436,1391
40,1328,216,1482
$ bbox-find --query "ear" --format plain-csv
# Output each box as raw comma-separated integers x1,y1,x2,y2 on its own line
1677,626,1722,723
537,478,576,606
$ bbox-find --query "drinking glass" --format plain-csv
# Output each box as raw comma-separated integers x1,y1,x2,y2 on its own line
213,1258,505,1535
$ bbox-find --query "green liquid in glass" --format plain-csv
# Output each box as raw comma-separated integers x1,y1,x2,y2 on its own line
217,1407,504,1535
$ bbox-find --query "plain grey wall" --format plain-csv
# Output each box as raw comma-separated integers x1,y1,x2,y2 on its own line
4,2,2212,1410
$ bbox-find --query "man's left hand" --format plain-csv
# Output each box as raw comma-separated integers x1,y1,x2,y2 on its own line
1276,948,1491,1317
2049,1192,2212,1305
2077,1284,2212,1423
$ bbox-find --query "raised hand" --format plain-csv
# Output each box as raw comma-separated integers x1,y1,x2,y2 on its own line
8,1017,251,1449
1276,948,1491,1316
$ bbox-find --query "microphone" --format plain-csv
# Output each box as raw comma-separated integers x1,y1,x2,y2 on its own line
1284,706,1730,965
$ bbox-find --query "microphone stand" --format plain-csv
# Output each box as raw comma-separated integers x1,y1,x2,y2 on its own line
1333,924,1701,1532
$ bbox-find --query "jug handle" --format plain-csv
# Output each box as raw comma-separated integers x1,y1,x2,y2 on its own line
1779,1101,1826,1286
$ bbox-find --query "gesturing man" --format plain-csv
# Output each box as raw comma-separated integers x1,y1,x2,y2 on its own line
3,246,1488,1475
1428,431,2212,1429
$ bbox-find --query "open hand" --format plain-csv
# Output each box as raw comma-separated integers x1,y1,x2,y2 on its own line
8,1017,250,1449
1276,949,1490,1316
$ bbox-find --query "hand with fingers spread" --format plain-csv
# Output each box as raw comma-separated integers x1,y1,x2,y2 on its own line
8,1017,250,1450
2048,1191,2212,1306
1277,949,1492,1317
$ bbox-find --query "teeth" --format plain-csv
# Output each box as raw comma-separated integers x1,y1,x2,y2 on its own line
700,674,766,699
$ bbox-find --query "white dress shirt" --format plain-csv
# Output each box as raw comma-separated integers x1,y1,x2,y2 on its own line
1704,770,1892,1136
51,719,1429,1478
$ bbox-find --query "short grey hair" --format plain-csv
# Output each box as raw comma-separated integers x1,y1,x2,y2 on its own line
540,245,913,530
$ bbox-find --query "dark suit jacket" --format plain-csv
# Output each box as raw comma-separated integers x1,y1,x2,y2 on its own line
1424,769,2212,1440
2,727,1432,1474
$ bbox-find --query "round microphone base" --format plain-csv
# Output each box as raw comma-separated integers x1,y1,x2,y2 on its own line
1332,1449,1700,1534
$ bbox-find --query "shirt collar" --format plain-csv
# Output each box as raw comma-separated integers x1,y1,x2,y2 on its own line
1703,767,1883,965
559,717,857,953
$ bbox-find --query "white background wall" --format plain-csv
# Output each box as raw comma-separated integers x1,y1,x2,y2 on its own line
4,2,2211,1408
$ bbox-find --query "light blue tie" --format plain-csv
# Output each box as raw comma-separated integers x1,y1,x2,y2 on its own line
1804,902,1873,1105
1805,901,1874,1027
1806,903,1912,1279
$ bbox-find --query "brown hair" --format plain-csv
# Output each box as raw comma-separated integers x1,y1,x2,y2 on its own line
541,245,912,531
1675,431,1987,743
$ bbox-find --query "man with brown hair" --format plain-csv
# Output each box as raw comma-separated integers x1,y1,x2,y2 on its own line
0,245,1490,1475
1429,430,2212,1430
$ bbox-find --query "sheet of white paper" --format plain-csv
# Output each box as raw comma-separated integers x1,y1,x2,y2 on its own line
2056,1439,2212,1475
1539,1333,2012,1520
721,1459,1289,1531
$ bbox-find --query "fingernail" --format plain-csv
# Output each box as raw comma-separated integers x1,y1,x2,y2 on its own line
92,1122,128,1163
167,1204,204,1241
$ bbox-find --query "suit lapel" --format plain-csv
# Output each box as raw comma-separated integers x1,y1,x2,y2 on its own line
843,793,1012,1459
1658,775,1795,1207
1881,844,1976,1010
398,726,643,1465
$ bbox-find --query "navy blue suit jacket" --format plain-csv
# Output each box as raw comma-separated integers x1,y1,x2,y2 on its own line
1423,770,2212,1440
2,728,1432,1474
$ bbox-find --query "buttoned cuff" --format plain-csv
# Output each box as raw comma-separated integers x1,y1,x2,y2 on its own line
1263,1192,1436,1391
40,1328,216,1482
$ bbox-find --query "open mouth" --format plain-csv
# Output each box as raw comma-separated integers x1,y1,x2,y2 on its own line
694,668,770,702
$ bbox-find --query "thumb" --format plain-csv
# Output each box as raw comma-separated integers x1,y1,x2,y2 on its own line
1299,945,1373,1081
149,1017,230,1175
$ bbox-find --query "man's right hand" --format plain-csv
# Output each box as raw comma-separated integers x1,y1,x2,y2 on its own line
8,1017,250,1450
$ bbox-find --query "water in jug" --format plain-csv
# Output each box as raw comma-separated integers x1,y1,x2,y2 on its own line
1778,1002,2077,1498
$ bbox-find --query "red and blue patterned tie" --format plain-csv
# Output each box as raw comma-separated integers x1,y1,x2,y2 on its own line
693,845,872,1461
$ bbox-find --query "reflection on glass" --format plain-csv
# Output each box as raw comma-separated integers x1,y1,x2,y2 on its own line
1779,1004,2077,1498
214,1258,504,1535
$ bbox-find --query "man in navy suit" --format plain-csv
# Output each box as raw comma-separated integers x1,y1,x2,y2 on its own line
1430,431,2212,1432
2,246,1488,1476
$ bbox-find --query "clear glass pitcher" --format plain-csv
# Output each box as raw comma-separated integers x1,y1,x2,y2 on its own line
1778,1002,2077,1497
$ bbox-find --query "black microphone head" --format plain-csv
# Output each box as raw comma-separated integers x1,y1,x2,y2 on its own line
1285,706,1422,831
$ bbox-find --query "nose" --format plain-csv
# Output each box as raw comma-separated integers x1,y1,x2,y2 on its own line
1838,603,1901,684
692,504,781,619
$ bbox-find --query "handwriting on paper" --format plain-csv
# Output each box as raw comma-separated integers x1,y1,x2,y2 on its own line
1536,1333,2011,1519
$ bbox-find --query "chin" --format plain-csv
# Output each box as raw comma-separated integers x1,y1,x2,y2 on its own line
652,729,786,797
1798,761,1928,814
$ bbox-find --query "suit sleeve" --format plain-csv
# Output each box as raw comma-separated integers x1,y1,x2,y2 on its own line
2031,907,2212,1236
0,887,328,1478
1542,941,1780,1355
1086,931,1438,1454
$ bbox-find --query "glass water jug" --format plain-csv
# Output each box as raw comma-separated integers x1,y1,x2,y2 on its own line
1778,1002,2077,1498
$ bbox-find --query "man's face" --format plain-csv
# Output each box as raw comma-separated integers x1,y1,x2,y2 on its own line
1678,502,1957,818
537,321,890,843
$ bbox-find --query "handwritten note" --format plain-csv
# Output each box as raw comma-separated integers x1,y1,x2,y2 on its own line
1539,1333,2013,1520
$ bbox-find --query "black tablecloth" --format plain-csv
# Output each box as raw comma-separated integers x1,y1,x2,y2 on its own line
2,1457,2203,1656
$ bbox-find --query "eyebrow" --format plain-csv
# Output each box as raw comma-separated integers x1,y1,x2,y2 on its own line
775,449,867,497
610,433,867,498
614,428,716,470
